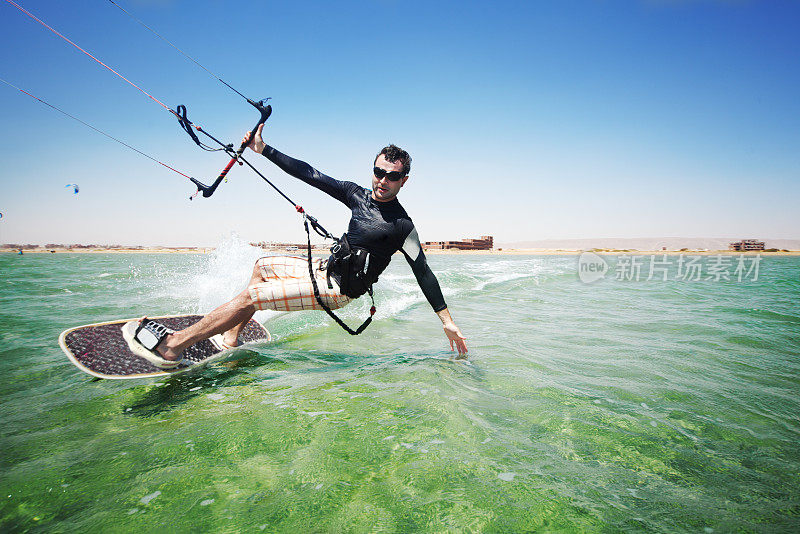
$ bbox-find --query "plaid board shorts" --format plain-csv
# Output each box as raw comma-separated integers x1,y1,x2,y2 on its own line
248,256,351,312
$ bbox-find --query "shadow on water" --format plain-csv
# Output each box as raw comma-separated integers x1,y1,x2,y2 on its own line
119,347,288,416
121,370,245,417
116,345,363,416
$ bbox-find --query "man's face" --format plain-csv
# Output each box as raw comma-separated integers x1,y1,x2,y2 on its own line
371,154,408,202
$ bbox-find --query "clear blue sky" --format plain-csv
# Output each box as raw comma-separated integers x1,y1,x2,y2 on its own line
1,0,798,246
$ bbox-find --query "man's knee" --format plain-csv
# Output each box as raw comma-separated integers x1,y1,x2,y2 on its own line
236,288,256,310
250,260,266,283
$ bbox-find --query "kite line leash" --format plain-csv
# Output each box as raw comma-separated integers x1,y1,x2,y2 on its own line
4,0,268,198
105,0,254,105
0,77,195,182
5,0,174,113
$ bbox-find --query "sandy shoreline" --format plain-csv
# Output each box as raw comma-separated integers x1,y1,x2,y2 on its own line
4,247,799,256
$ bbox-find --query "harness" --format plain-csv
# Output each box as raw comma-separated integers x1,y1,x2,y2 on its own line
303,219,376,336
328,233,382,299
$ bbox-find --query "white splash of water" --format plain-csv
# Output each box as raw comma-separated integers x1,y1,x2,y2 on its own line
156,233,283,323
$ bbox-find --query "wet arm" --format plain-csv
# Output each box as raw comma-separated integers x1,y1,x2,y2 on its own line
261,144,354,205
400,228,447,312
400,228,467,356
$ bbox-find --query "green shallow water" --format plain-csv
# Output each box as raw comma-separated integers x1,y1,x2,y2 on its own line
1,245,799,532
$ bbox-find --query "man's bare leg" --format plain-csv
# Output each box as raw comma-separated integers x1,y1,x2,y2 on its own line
219,260,267,346
221,308,256,347
149,260,267,360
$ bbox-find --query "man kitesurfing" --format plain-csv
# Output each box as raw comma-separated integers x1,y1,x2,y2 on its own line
123,125,468,367
6,0,467,376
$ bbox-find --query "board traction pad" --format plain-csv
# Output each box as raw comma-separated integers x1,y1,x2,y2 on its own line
59,315,269,379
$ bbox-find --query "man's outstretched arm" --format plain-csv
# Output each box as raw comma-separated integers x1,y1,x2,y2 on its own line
244,124,356,205
400,228,468,358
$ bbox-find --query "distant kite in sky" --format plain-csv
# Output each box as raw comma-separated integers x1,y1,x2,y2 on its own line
65,184,79,194
0,212,3,219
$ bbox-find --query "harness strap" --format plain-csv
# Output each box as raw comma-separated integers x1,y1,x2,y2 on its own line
304,216,375,335
325,262,334,290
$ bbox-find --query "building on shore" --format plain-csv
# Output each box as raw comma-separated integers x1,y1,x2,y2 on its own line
729,239,765,251
422,235,493,251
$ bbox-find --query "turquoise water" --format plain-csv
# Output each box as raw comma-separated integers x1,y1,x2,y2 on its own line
1,242,799,532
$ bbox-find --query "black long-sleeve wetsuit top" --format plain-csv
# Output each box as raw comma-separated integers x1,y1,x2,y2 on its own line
262,145,447,312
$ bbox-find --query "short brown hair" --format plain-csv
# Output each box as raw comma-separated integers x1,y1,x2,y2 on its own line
375,144,411,176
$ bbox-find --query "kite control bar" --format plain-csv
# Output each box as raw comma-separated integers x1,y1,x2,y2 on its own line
179,100,330,223
188,99,272,198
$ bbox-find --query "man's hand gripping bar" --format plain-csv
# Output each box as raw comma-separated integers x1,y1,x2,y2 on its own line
190,100,272,198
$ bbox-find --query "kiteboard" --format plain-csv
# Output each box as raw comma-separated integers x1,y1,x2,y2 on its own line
59,314,270,380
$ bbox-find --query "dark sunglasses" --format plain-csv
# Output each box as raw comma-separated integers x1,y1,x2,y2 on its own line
373,167,406,181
